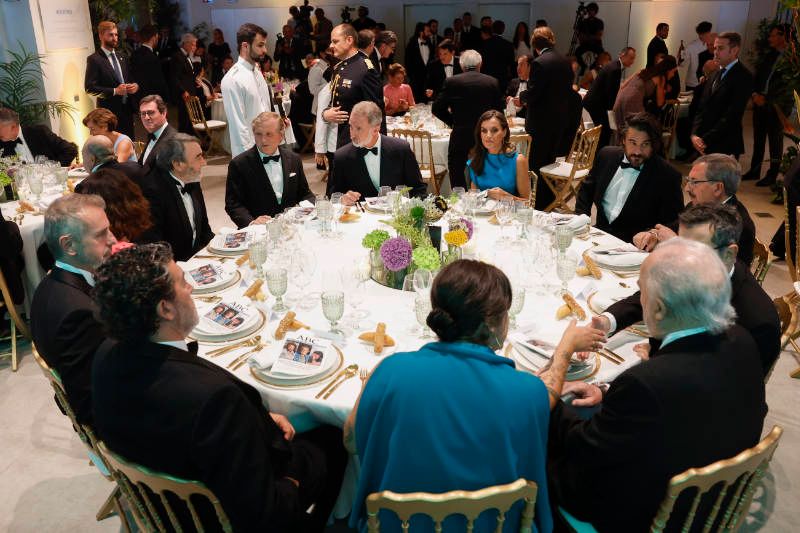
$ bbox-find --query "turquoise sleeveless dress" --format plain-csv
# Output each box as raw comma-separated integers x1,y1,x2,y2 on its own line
468,151,519,196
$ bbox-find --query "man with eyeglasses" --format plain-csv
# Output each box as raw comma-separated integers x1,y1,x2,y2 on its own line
138,94,177,170
633,153,755,266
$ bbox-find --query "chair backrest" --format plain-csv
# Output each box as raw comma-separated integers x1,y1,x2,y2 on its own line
751,238,771,285
660,101,680,155
98,441,233,533
650,425,783,533
782,189,797,282
566,125,602,178
528,170,539,208
185,96,209,130
132,141,146,161
0,267,30,339
390,128,436,176
366,478,537,533
510,133,532,162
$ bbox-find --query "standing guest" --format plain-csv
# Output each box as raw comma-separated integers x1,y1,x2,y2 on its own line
322,24,384,149
432,50,504,190
225,112,314,228
314,82,338,178
357,29,376,58
191,41,207,76
80,135,144,186
82,108,136,162
207,28,232,85
523,26,574,210
506,54,532,118
428,19,442,50
684,21,714,92
576,113,683,244
31,194,117,424
697,33,717,80
274,25,308,80
612,55,677,131
170,33,199,134
467,110,530,202
383,64,415,116
452,18,464,52
85,21,139,137
0,107,77,166
92,243,347,533
443,27,455,44
222,23,295,157
513,22,532,59
770,155,800,260
0,219,24,308
583,46,636,148
139,134,213,261
131,25,170,105
425,40,462,100
330,101,426,202
405,22,433,103
460,12,481,51
692,32,753,159
746,24,790,187
548,238,766,533
646,23,670,68
374,31,399,78
352,6,377,32
574,2,605,75
308,49,332,116
578,51,611,90
138,95,177,170
478,21,515,93
313,8,333,53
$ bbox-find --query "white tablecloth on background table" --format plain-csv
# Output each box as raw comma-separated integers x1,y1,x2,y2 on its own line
1,201,46,313
210,100,231,154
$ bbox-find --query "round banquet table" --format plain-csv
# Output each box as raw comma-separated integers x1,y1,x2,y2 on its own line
210,100,232,154
191,208,647,517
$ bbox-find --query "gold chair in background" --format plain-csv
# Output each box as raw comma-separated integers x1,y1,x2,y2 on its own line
528,170,539,209
98,441,232,533
390,128,447,195
538,125,602,212
132,141,146,162
751,238,771,286
366,478,537,533
660,101,680,158
0,268,29,371
185,96,228,156
510,132,532,162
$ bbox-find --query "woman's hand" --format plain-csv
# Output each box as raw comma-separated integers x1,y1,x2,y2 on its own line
558,319,607,355
486,187,508,201
315,153,328,168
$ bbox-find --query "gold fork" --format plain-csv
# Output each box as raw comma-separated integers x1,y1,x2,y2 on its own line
359,368,369,386
195,295,222,304
229,342,266,370
208,335,261,357
322,365,359,399
195,254,230,262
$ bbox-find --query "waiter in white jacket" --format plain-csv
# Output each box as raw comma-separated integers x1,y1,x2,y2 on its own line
221,23,296,157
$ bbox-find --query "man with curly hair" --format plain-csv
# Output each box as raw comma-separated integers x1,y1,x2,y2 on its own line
91,243,347,532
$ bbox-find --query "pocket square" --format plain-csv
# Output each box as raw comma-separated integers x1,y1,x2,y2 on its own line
289,172,297,178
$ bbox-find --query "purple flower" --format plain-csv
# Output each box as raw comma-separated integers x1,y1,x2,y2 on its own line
460,217,474,239
380,237,412,272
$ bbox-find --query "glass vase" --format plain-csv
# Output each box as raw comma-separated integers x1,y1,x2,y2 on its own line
386,267,408,290
370,249,386,284
442,245,462,265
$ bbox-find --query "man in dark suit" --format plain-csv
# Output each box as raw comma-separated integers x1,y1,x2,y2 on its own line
583,47,636,148
595,204,780,378
0,220,24,306
424,39,461,101
477,24,515,93
170,33,199,134
646,23,669,68
692,32,753,159
523,26,574,210
80,135,145,186
84,21,139,137
405,22,433,103
139,133,214,261
460,12,481,51
428,19,442,50
92,243,347,532
275,24,309,81
0,107,78,166
138,95,177,170
550,238,766,532
30,194,118,425
770,155,800,260
226,112,315,228
330,102,426,201
505,55,532,119
432,50,503,190
576,113,683,243
130,25,170,104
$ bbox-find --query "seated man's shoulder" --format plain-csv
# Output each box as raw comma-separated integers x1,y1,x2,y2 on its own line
382,134,410,152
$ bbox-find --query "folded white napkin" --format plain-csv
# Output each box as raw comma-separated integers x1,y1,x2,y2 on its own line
249,351,276,371
551,214,590,231
590,247,648,268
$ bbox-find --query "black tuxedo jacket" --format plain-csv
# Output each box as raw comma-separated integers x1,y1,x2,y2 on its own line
139,166,214,261
330,135,427,199
523,49,574,139
432,71,503,154
274,36,309,80
85,50,134,134
478,35,515,92
576,146,684,243
404,37,431,102
549,327,766,532
31,267,106,424
130,46,170,104
646,36,668,68
225,145,315,228
20,125,78,167
461,26,481,51
169,50,197,103
583,59,623,115
693,61,754,156
91,159,146,187
505,77,530,118
425,60,462,100
139,124,178,170
0,220,24,304
606,260,779,377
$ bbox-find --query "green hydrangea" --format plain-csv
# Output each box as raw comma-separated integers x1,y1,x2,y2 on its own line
362,229,391,250
412,246,441,271
409,205,426,221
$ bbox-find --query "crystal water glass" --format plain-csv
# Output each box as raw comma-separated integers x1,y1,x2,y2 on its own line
515,206,532,240
27,171,43,200
413,268,433,296
379,186,392,197
509,287,526,329
554,225,573,254
414,295,433,338
248,239,268,279
293,250,317,310
496,198,514,243
266,268,289,313
321,291,345,334
556,254,577,295
316,199,333,237
386,190,400,217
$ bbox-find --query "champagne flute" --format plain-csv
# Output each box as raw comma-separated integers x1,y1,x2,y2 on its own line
495,198,514,243
556,255,577,296
330,192,344,239
293,250,317,309
321,291,345,334
412,268,433,296
266,268,289,313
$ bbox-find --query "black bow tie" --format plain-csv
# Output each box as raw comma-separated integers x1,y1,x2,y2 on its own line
174,180,194,194
444,64,453,68
262,155,280,164
1,138,22,156
358,146,378,157
620,161,642,171
147,133,157,143
419,41,429,47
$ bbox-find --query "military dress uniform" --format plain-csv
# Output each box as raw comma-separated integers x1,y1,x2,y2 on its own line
327,51,384,148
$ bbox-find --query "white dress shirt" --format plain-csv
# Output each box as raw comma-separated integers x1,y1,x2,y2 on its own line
12,129,34,163
601,155,641,223
55,260,95,287
142,122,169,163
101,47,126,83
308,59,329,115
516,79,528,96
314,85,338,154
418,40,430,65
157,339,189,352
170,172,196,242
363,136,382,191
259,148,284,201
443,62,455,79
683,38,707,88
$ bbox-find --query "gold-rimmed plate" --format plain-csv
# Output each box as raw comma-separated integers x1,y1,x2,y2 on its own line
250,345,345,389
190,309,267,344
509,343,600,382
191,270,242,295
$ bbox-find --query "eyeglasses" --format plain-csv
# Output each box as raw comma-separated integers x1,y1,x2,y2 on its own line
685,179,720,187
139,110,159,118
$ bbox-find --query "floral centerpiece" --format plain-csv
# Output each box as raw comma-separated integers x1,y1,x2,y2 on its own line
442,217,474,264
0,156,19,201
380,237,413,288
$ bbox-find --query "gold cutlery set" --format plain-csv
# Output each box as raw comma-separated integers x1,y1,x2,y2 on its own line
596,347,625,365
315,364,359,400
206,335,267,370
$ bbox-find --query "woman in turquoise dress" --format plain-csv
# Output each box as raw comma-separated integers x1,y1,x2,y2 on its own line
82,108,137,162
467,110,530,202
344,260,606,533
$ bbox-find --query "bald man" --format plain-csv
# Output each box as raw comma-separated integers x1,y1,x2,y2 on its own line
81,135,144,186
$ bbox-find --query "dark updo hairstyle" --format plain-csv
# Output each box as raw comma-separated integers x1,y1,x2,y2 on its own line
427,259,512,345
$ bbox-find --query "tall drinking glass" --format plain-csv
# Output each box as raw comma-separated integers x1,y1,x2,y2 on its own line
509,287,526,328
414,295,433,338
321,291,345,334
495,198,514,243
556,255,577,295
554,225,573,254
266,268,289,313
249,239,268,279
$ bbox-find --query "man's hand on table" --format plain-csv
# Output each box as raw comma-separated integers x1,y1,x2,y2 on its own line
562,381,603,407
633,342,651,361
270,413,296,441
342,191,361,206
558,319,607,355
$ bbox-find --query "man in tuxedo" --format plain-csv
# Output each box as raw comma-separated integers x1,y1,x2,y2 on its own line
460,12,481,51
576,113,683,243
452,18,464,52
170,33,199,134
583,47,636,148
574,2,605,75
31,194,117,425
130,25,170,104
523,26,574,210
275,24,309,81
477,22,515,93
424,40,462,100
428,19,442,50
0,220,24,306
80,135,145,186
692,32,753,159
0,107,77,166
85,21,139,137
549,237,766,532
635,153,756,266
138,95,177,170
139,134,214,261
91,243,347,532
646,23,669,68
330,102,426,202
374,31,398,78
505,55,532,118
405,22,433,103
226,112,315,228
432,50,503,190
352,6,377,32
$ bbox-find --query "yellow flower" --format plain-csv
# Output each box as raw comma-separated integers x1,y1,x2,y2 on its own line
444,229,468,247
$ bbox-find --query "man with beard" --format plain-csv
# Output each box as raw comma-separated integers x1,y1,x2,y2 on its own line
222,23,296,156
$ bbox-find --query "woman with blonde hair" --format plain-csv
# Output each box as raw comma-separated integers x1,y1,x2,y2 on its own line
82,108,136,162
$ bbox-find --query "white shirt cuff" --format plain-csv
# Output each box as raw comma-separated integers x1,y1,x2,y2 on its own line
602,312,617,334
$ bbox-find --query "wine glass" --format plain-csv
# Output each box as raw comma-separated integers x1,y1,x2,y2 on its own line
412,268,433,296
495,198,514,243
554,225,574,254
329,192,344,239
321,291,345,334
509,286,526,329
556,254,577,296
379,186,392,197
386,190,400,217
414,295,432,338
27,171,43,201
266,268,289,313
293,250,317,309
248,239,268,279
341,265,368,327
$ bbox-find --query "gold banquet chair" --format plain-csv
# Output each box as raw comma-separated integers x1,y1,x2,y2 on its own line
185,96,228,156
660,101,680,158
751,238,771,286
538,125,602,213
366,478,537,533
98,441,233,533
0,267,30,371
390,128,447,196
528,170,539,209
510,132,532,162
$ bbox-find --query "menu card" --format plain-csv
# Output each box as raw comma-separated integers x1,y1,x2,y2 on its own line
202,301,252,333
188,263,225,287
271,334,332,376
223,231,249,249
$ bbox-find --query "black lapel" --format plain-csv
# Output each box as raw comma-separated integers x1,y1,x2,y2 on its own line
377,135,388,191
249,148,280,213
161,171,193,240
278,145,294,207
613,158,653,219
50,267,92,295
597,149,626,201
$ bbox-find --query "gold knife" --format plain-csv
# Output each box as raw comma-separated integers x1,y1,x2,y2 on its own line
315,364,357,399
597,351,620,365
323,366,359,399
227,342,265,369
600,347,625,363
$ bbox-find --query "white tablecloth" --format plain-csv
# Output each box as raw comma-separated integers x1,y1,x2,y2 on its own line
210,100,231,154
1,201,46,313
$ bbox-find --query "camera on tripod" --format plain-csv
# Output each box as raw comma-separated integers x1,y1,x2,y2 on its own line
574,1,588,30
341,6,355,23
